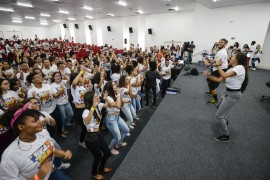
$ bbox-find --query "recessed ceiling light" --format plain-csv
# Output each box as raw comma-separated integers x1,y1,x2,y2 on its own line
174,7,179,11
40,13,50,17
40,22,48,25
59,10,69,14
13,20,23,23
53,19,60,23
117,1,127,6
213,0,217,2
17,2,33,8
107,13,114,17
25,16,35,19
83,5,93,11
86,15,93,19
135,10,143,14
0,7,14,12
68,17,75,21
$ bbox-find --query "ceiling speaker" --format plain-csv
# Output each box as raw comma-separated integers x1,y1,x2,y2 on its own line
63,24,67,28
75,24,79,29
129,27,133,33
148,28,152,34
88,25,93,30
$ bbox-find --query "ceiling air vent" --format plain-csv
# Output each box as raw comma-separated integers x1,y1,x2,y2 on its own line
168,8,175,11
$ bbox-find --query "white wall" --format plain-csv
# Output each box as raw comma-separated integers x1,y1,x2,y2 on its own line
0,24,49,39
73,21,86,43
193,2,270,64
48,24,61,39
145,11,194,49
259,21,270,70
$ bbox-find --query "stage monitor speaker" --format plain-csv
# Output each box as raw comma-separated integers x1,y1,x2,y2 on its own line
129,27,133,33
63,24,67,28
148,28,152,34
107,26,111,31
75,24,79,29
124,38,127,44
88,25,93,30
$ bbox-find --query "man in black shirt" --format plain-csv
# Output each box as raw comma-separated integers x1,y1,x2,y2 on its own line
188,41,196,64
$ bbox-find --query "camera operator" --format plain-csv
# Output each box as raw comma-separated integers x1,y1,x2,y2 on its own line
204,38,228,104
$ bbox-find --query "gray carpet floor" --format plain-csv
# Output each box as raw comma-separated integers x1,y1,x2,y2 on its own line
112,65,270,180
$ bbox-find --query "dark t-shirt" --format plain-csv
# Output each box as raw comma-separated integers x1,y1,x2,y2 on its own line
145,70,160,88
188,44,195,53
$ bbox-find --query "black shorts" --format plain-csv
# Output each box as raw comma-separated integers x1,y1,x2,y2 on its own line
207,69,227,91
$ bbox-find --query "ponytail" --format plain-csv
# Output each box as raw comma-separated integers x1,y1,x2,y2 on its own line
236,53,249,93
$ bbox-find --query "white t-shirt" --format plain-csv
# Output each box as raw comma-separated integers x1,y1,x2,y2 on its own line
130,76,139,95
27,84,56,114
111,73,120,83
16,72,30,84
70,58,77,66
0,90,19,110
42,67,53,77
225,65,245,90
161,65,171,80
106,96,120,114
82,103,103,131
43,42,50,50
50,64,58,72
0,135,54,180
71,85,86,105
213,48,228,71
51,81,69,105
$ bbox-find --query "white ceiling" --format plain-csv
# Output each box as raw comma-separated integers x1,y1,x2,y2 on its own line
0,0,269,27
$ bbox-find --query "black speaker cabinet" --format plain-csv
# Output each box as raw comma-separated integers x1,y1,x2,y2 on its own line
129,27,133,33
63,24,67,28
148,28,152,34
88,25,93,30
124,38,127,44
107,26,111,31
75,24,79,29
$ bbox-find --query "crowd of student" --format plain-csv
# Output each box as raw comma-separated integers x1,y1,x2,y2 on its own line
0,37,182,180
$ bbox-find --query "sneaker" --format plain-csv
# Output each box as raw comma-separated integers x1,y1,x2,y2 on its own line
126,133,131,136
208,99,218,104
152,105,158,109
204,92,212,96
252,68,256,71
214,135,230,142
92,174,105,180
78,141,87,148
129,125,134,129
131,122,136,126
133,117,140,120
57,163,70,170
111,149,119,155
116,142,127,149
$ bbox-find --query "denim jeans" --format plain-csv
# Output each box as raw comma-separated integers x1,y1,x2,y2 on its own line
121,104,136,126
57,102,74,129
137,91,144,107
132,97,141,113
106,115,129,149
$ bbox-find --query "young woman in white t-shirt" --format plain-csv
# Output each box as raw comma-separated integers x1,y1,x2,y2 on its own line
70,68,88,148
118,75,138,129
204,53,248,142
82,91,112,180
51,72,74,138
1,61,15,80
0,103,72,180
0,79,21,115
104,81,129,155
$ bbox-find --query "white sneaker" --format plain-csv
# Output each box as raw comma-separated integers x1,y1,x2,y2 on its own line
111,149,119,155
58,163,70,169
129,125,134,129
78,142,86,148
126,133,131,136
131,122,136,126
253,68,256,70
116,142,127,149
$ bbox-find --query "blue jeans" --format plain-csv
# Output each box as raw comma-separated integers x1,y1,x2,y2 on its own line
132,97,141,113
137,91,144,107
106,115,129,149
49,169,71,180
121,104,136,126
57,102,74,129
